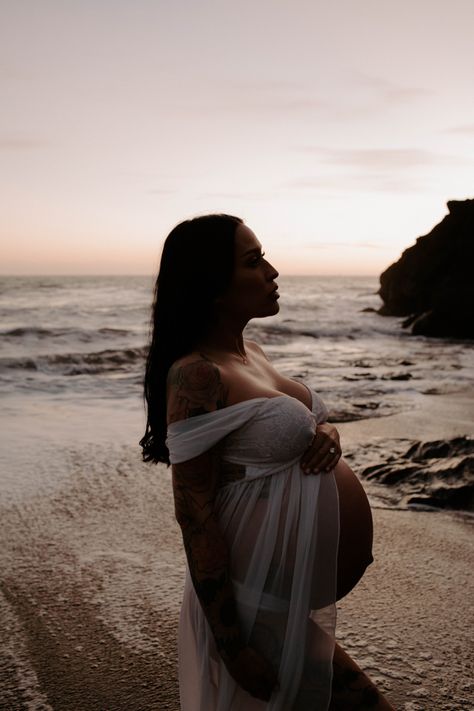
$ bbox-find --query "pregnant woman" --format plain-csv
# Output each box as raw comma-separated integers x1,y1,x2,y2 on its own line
141,214,394,710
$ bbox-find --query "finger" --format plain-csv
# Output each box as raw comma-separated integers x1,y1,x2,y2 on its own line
305,443,339,472
305,445,332,469
300,435,327,469
317,450,340,472
307,453,340,474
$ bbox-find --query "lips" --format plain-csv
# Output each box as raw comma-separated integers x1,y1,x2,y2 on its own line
269,285,279,299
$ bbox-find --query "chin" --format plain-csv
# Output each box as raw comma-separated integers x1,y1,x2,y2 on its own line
263,302,280,317
250,301,280,319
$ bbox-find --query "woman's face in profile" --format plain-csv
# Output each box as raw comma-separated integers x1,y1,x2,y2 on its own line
217,224,280,321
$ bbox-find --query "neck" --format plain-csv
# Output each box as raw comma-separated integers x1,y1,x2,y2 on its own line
198,317,248,362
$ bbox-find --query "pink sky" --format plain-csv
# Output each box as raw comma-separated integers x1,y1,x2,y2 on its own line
1,0,473,275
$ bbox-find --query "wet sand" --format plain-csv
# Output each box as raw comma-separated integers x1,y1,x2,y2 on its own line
1,390,473,710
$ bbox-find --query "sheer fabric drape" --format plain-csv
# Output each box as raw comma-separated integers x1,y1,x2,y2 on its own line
167,391,339,710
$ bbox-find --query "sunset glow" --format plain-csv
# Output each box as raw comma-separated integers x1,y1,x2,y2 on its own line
1,0,473,275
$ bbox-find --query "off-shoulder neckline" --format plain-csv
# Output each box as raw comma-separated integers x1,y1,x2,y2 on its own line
167,385,315,429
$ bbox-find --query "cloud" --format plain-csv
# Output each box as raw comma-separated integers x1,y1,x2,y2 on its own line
185,78,328,114
169,75,427,120
284,145,468,193
0,137,48,151
146,188,178,195
285,173,424,193
442,123,474,135
303,241,381,249
351,72,432,105
222,96,326,112
293,147,462,168
0,62,31,81
197,191,267,201
222,75,430,115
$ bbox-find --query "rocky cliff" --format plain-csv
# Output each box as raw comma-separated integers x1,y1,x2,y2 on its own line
378,199,474,338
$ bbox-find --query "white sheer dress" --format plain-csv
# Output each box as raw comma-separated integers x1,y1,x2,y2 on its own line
166,388,340,710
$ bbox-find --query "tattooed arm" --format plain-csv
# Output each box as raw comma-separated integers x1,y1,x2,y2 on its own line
167,355,228,423
168,356,278,701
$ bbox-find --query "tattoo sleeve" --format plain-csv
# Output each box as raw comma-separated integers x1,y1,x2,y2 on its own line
166,355,228,423
168,358,244,663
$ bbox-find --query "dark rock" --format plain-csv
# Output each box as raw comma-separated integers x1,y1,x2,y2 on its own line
362,463,421,485
403,436,474,460
300,331,319,339
407,484,474,512
381,372,413,381
327,410,368,423
378,199,474,338
360,435,474,512
401,314,418,329
343,373,377,381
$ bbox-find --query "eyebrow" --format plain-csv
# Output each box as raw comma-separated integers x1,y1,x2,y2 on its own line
241,246,263,257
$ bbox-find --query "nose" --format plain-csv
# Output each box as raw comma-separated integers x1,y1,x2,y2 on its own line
265,259,279,280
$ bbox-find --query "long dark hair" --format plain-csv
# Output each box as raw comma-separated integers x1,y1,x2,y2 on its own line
140,213,243,464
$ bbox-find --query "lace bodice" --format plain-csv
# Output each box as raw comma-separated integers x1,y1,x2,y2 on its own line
218,391,328,466
167,387,329,468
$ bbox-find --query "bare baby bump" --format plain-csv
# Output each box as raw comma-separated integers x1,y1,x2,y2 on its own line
333,457,374,601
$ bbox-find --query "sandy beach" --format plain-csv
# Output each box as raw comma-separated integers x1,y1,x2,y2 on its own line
1,388,473,711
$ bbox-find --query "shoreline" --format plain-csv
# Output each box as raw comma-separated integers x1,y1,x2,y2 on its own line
337,388,474,445
0,389,473,710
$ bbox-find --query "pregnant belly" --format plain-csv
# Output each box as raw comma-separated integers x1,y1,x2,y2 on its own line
334,457,374,600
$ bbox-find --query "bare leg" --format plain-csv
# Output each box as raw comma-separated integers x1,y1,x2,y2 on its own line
329,642,395,710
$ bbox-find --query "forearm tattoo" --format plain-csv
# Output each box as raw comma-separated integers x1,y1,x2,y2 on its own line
169,357,244,662
174,456,244,662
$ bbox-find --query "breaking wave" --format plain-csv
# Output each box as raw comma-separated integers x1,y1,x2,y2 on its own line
0,347,146,376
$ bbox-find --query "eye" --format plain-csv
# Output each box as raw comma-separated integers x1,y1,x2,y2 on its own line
248,251,265,266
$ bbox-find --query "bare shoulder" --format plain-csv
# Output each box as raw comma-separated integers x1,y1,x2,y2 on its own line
166,353,229,424
244,339,270,362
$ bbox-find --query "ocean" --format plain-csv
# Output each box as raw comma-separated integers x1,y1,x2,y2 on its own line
0,274,473,506
0,274,473,710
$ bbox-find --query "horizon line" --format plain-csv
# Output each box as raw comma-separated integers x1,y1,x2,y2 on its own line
0,272,381,279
